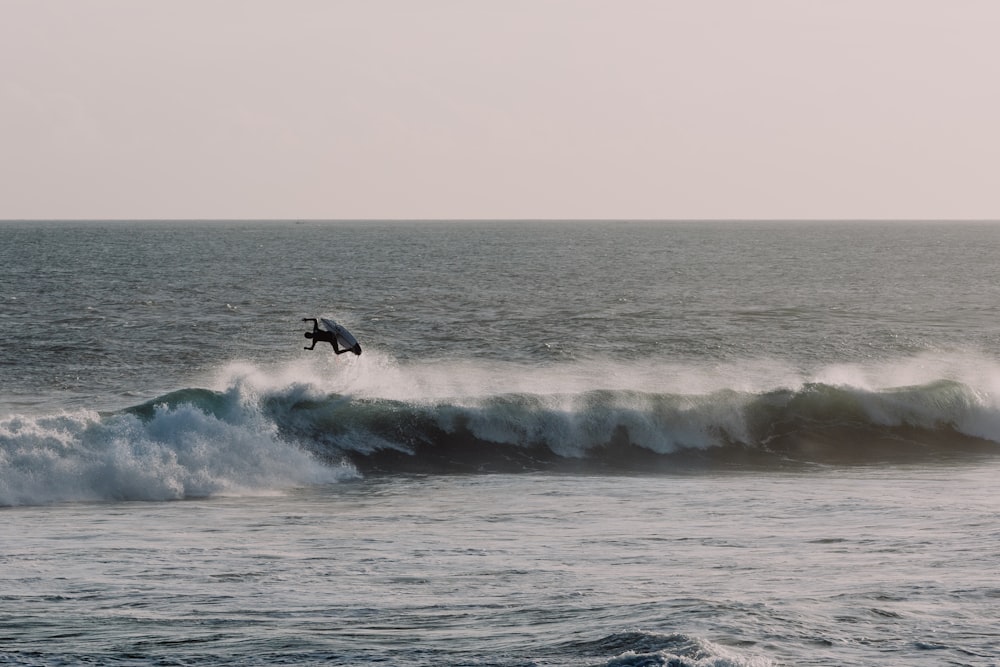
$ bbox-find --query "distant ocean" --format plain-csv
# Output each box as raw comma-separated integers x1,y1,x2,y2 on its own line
2,220,999,666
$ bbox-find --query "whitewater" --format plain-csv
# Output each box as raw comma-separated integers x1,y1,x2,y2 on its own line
2,220,1000,665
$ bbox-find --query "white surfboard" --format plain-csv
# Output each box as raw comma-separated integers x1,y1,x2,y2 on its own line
320,318,362,355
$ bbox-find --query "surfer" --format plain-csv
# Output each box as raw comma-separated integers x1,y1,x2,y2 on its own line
302,318,360,354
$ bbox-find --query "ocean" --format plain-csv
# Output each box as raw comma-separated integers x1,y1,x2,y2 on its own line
1,220,999,666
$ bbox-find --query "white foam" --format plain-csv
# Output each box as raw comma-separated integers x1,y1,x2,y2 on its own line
0,402,355,507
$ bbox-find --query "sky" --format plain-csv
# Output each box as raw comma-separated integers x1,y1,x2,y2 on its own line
2,0,999,220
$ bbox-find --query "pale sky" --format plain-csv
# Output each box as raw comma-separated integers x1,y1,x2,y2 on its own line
2,0,998,220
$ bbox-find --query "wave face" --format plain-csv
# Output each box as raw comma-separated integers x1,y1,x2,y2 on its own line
4,355,1000,505
261,377,1000,473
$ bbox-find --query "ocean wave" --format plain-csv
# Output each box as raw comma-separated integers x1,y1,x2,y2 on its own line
577,631,774,667
4,358,1000,505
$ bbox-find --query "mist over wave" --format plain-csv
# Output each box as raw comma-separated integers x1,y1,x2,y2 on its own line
6,352,999,506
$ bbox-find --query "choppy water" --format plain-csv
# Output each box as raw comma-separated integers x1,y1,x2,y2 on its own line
2,220,1000,665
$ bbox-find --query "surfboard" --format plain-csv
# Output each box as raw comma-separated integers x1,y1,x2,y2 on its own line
320,318,362,355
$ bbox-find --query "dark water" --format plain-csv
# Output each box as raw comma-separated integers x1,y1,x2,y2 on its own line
2,220,1000,665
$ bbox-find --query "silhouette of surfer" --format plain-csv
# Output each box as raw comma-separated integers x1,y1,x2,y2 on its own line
302,318,361,355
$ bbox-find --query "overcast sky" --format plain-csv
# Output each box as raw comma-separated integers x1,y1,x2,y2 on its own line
2,0,998,220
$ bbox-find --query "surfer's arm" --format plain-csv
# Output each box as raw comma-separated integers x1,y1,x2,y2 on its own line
302,318,319,330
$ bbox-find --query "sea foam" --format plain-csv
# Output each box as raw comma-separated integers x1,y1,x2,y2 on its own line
0,389,354,507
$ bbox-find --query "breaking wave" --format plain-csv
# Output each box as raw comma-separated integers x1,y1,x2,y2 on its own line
576,631,774,667
0,383,355,507
4,354,1000,505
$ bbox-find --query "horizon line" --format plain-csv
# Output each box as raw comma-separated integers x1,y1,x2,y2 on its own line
4,217,1000,224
